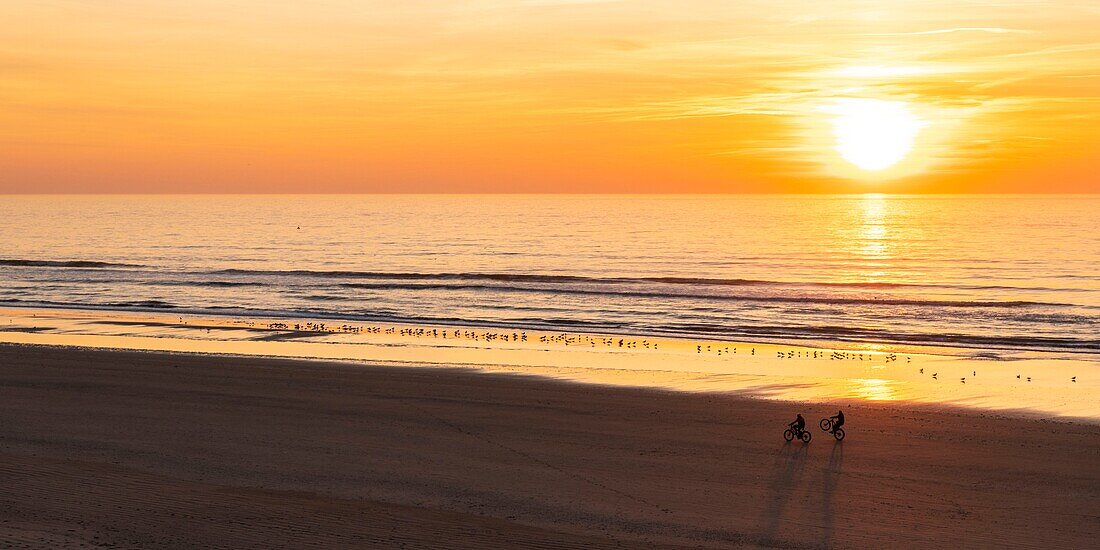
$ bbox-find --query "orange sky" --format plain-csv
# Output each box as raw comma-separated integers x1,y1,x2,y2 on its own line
2,1,1099,193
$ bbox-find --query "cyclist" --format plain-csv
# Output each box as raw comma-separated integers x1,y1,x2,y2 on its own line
828,409,845,435
788,413,806,436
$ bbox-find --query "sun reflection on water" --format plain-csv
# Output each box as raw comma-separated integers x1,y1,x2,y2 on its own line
837,194,904,284
858,195,889,259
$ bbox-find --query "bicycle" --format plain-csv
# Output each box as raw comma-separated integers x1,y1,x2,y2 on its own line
819,418,845,441
783,426,812,443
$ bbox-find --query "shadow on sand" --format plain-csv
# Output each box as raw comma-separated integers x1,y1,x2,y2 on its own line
820,441,844,548
758,441,809,545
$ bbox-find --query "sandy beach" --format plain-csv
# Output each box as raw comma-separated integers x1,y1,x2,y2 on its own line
1,343,1097,548
6,0,1100,544
4,307,1097,422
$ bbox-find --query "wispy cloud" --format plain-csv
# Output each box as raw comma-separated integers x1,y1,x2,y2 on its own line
518,0,626,5
4,0,1099,191
998,42,1100,58
865,27,1034,36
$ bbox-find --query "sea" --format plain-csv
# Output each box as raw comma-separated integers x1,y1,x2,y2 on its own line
1,194,1098,356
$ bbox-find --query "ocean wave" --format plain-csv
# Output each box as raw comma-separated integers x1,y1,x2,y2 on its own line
145,280,266,288
6,260,1081,296
0,298,178,310
3,298,1097,354
211,267,1075,294
333,281,1062,309
105,300,179,309
213,267,762,285
0,259,143,268
655,322,1100,352
215,268,903,288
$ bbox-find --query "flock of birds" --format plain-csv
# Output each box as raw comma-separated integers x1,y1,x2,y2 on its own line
917,368,1077,384
263,321,668,348
251,319,1081,383
772,348,909,363
266,321,368,333
257,321,919,360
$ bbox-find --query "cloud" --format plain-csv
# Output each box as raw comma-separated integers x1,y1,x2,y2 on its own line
998,42,1100,58
865,27,1034,36
518,0,626,5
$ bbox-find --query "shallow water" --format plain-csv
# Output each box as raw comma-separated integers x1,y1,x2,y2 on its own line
2,307,1097,421
1,195,1098,354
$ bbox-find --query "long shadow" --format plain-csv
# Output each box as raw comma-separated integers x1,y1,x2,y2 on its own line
820,441,844,548
758,440,809,546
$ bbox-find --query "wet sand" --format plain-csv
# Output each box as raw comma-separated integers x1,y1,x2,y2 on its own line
4,307,1098,421
0,344,1098,548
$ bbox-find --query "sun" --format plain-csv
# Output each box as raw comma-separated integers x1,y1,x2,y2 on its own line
824,98,927,172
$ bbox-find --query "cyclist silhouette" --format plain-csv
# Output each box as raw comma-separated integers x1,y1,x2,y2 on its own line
829,410,844,434
788,413,806,434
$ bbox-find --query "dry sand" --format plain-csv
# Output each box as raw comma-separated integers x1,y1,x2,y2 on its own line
0,344,1097,549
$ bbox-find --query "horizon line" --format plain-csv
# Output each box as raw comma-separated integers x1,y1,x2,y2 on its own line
1,192,1097,196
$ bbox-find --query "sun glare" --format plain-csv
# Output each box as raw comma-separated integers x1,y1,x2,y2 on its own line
825,98,927,172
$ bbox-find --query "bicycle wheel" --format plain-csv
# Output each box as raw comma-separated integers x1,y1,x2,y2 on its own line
833,428,845,441
819,418,831,431
800,430,812,443
783,429,794,442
